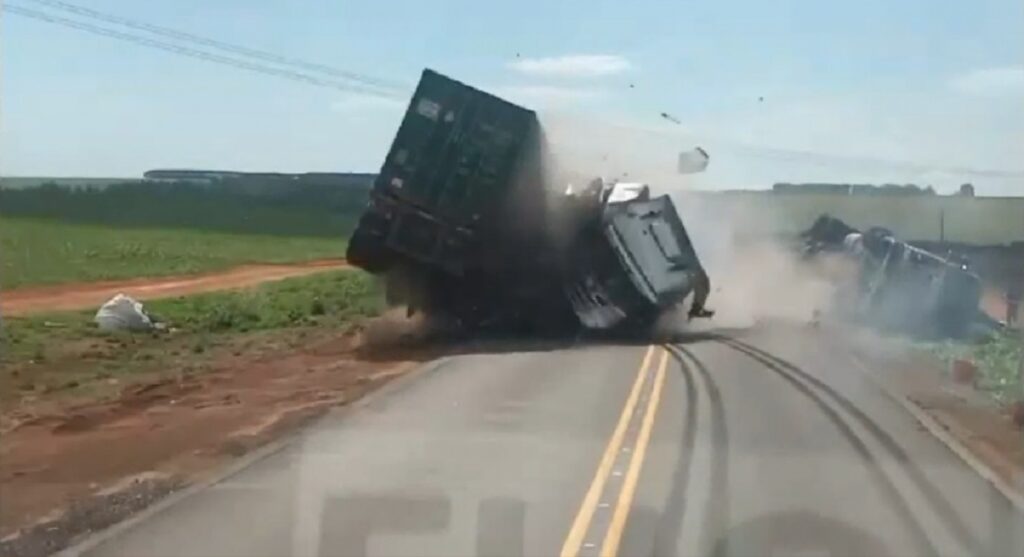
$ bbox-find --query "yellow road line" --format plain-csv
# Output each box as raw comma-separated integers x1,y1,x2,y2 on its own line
559,345,655,557
600,348,669,557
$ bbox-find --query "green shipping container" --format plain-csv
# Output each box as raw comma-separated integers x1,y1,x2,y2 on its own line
376,69,540,227
349,69,548,277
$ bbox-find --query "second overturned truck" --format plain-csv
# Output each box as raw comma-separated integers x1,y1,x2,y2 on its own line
347,69,712,334
801,214,998,339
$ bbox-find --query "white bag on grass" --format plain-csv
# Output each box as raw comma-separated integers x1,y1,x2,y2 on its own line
94,294,155,331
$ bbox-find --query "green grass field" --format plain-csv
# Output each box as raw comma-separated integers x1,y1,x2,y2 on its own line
1,217,346,288
0,270,384,406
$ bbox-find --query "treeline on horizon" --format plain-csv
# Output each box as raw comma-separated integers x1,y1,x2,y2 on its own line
1,176,987,238
0,178,372,237
772,182,975,196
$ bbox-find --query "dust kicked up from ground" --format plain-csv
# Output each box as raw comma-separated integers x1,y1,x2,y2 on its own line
352,308,455,358
667,193,841,332
536,113,844,335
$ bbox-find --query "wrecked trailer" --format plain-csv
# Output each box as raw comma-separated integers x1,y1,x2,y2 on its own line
801,214,996,338
346,68,711,333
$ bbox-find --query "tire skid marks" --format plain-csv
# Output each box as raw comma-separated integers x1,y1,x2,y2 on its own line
723,337,985,554
657,344,731,556
717,336,989,555
652,347,698,557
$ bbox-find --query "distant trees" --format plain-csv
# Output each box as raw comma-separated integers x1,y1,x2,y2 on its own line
769,182,990,196
772,183,939,195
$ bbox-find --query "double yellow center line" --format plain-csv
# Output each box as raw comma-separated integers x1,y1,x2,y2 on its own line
560,345,670,557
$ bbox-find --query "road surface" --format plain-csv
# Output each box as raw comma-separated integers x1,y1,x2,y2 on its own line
73,325,1024,557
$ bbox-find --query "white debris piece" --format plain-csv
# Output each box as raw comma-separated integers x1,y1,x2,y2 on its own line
94,294,155,331
677,146,710,174
605,182,650,204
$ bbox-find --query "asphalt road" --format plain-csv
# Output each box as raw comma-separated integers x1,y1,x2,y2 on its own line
75,325,1024,557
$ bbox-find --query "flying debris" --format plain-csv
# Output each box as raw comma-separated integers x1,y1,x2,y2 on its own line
660,112,682,125
678,147,710,174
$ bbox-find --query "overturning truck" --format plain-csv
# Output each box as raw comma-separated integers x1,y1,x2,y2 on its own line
800,214,999,339
346,69,712,334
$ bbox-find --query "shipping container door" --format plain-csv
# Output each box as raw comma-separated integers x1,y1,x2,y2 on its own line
379,70,535,226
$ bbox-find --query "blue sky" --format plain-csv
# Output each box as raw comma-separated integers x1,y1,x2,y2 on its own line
3,0,1022,194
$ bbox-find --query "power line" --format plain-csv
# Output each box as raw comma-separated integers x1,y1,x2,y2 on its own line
4,4,407,98
7,3,1019,180
17,0,410,94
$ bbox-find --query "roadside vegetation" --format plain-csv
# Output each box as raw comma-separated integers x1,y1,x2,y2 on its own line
927,331,1023,404
0,179,392,543
0,217,346,288
0,179,369,287
0,270,384,418
0,179,365,237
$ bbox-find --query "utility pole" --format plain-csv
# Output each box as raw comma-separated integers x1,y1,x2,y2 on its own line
1019,294,1023,404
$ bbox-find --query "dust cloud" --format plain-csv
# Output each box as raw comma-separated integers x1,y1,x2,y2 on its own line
352,308,451,357
537,113,843,334
671,192,842,331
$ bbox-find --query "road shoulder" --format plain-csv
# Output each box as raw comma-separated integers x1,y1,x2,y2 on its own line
845,339,1024,511
0,324,435,557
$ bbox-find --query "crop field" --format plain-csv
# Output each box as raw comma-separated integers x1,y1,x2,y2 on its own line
0,180,361,237
0,217,345,288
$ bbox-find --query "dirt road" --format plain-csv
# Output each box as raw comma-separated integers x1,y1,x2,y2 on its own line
0,259,349,316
